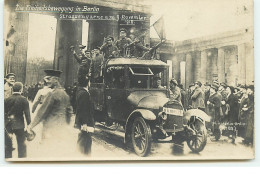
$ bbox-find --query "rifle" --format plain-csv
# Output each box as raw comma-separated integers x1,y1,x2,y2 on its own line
141,39,166,59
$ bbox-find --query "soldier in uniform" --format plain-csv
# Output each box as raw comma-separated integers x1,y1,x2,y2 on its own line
115,28,132,57
71,45,92,82
29,70,73,144
90,47,104,83
100,35,119,61
4,73,15,99
169,78,182,104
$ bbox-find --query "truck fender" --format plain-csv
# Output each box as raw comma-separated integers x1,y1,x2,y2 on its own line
184,109,211,125
124,109,156,144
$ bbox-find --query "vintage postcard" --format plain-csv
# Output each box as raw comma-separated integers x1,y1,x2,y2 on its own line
3,0,254,161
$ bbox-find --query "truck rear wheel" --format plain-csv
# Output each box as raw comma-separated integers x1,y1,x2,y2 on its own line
131,117,152,157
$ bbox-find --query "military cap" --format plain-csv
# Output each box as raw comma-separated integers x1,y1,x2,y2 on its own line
12,82,23,92
247,84,254,91
189,83,195,87
211,83,219,90
119,28,127,32
239,84,246,89
44,69,62,77
220,82,228,88
106,35,114,41
195,81,202,87
204,82,211,86
170,78,178,85
213,80,219,85
6,73,15,78
78,44,86,49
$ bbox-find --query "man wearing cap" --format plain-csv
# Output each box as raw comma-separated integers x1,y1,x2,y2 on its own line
74,76,95,155
4,73,15,99
29,70,73,142
242,85,254,145
100,35,119,61
191,81,205,111
153,75,164,89
5,82,31,158
71,45,92,82
207,83,222,136
187,83,195,108
115,28,133,57
90,47,104,83
169,78,182,104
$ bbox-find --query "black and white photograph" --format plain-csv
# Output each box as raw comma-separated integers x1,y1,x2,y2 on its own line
3,0,254,161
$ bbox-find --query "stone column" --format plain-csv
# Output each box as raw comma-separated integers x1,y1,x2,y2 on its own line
185,52,193,87
193,51,201,82
237,44,246,85
200,50,207,84
245,42,254,85
217,47,225,83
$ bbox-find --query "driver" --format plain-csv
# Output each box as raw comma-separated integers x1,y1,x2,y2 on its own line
153,75,164,89
169,78,182,104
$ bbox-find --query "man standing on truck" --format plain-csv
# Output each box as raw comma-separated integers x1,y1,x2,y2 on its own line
115,28,132,57
100,35,119,61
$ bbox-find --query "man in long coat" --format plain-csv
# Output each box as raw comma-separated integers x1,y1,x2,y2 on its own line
191,81,205,111
74,77,95,155
242,85,254,145
206,83,222,136
29,70,73,141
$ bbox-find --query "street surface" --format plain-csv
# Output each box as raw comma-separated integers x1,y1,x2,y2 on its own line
6,102,254,161
9,118,254,161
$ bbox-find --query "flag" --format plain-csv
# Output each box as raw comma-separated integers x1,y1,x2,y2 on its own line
152,16,166,40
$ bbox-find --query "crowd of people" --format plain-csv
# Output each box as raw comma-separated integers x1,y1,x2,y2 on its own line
3,27,254,159
168,78,254,145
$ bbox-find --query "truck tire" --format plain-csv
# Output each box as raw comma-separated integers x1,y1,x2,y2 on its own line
131,117,152,157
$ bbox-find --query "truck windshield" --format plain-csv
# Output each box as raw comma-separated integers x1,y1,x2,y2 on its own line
129,66,167,89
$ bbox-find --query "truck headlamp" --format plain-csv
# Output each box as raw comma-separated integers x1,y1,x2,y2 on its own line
158,111,167,121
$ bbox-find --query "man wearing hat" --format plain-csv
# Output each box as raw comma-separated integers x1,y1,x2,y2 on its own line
100,35,119,61
115,28,133,57
242,85,254,145
191,81,205,111
5,82,31,158
4,73,15,99
169,78,181,104
204,82,211,106
29,70,73,143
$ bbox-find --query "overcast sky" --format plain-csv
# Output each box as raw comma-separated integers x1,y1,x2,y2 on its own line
148,0,253,41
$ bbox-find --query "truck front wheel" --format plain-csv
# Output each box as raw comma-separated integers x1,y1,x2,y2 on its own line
131,117,152,157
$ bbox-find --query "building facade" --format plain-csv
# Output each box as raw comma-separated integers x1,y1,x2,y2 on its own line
152,27,254,88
